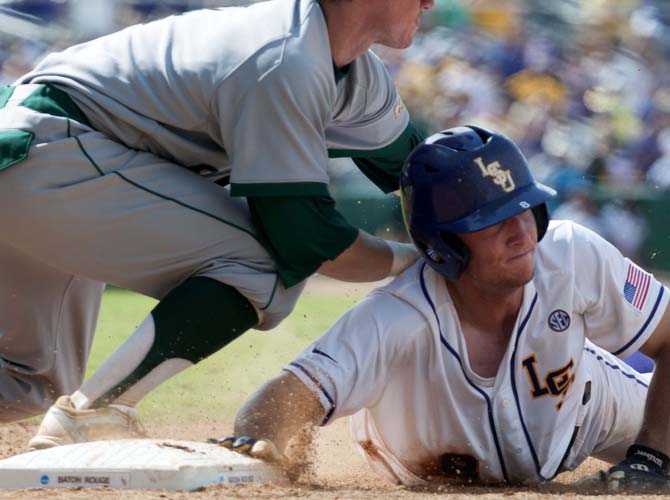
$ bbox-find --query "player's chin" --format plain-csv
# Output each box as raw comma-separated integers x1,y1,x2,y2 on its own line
401,29,419,47
396,34,415,48
505,258,535,285
496,270,532,288
515,266,535,286
382,29,417,49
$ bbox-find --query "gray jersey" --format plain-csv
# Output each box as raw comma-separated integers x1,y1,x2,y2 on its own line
19,0,409,195
0,0,416,421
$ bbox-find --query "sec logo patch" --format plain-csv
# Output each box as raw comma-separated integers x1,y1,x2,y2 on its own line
548,309,570,332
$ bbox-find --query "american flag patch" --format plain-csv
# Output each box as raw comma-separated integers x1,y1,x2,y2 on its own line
623,263,651,311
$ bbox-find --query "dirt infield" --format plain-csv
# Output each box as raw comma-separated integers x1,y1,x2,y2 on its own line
0,418,662,499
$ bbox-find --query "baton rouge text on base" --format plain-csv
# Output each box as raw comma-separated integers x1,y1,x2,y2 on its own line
57,475,111,485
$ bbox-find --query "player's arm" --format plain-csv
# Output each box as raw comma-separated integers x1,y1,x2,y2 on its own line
565,222,670,490
232,371,324,455
221,53,418,288
606,303,670,492
219,292,414,462
245,114,423,287
636,303,670,452
210,371,323,463
318,229,417,282
247,195,417,288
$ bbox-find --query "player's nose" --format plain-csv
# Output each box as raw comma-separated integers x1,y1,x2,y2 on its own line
505,211,537,246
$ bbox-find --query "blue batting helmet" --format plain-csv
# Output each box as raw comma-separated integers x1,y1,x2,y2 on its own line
400,125,557,280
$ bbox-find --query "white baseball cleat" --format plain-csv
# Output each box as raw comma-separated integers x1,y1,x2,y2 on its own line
28,395,146,450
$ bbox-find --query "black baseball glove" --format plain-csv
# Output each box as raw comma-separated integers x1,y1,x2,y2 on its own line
607,444,670,492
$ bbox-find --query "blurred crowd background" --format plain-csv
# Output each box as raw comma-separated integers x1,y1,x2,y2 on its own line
1,0,669,268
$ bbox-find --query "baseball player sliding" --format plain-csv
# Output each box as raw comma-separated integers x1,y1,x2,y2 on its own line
0,0,434,430
222,126,670,493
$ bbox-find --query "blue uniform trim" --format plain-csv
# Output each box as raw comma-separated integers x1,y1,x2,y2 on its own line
509,293,547,482
312,346,338,363
584,347,649,388
418,262,510,484
288,362,336,425
613,286,665,356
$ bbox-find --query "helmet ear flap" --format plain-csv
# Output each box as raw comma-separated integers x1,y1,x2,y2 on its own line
438,232,470,280
419,232,470,281
532,204,550,242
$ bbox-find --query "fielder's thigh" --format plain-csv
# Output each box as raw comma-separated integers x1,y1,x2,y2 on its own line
0,104,300,330
0,240,103,421
565,341,650,468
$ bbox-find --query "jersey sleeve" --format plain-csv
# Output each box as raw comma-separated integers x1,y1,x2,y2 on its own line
330,121,425,193
220,53,332,198
567,222,669,357
326,51,419,193
284,291,424,425
247,195,359,288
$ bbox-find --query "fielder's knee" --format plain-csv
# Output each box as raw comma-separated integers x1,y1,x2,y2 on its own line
251,279,306,331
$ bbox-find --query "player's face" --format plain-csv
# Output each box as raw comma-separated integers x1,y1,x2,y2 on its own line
372,0,435,49
458,210,538,289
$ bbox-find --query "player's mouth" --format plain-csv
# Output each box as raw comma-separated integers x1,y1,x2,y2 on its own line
509,248,535,262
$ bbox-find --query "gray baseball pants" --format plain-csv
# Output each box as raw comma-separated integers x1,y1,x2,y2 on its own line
0,84,303,420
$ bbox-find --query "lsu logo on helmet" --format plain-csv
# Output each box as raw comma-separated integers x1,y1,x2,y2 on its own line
474,157,515,193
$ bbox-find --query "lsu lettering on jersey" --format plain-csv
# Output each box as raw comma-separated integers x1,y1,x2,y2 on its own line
285,220,668,484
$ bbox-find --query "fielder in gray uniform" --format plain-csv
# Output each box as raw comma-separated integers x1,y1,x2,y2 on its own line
0,0,434,438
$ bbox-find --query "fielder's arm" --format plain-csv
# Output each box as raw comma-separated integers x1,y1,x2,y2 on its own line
234,371,324,453
248,196,418,288
318,230,417,282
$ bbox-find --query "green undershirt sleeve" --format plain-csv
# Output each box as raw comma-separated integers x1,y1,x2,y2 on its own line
248,195,359,289
328,120,426,194
92,277,258,407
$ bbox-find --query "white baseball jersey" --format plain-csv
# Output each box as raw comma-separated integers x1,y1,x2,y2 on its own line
286,220,668,485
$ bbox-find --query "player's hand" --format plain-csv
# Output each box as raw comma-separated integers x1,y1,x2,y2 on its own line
606,444,670,492
208,435,285,463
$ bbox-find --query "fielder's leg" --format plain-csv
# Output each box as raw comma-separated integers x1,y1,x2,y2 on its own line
0,102,301,444
73,276,259,409
0,241,103,423
28,277,259,448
